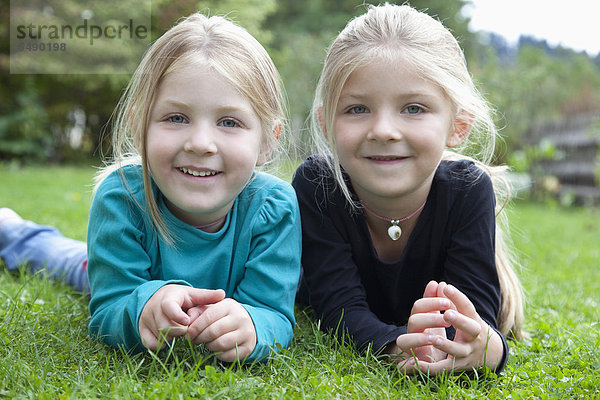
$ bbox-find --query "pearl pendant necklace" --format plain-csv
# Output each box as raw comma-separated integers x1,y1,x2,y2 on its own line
361,200,427,241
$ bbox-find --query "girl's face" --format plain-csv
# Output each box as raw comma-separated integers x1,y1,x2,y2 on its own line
332,59,463,207
146,64,267,226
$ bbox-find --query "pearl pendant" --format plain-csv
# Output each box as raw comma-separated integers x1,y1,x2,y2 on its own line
387,221,402,241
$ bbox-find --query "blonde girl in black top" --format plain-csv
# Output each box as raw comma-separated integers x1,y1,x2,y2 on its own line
293,3,524,374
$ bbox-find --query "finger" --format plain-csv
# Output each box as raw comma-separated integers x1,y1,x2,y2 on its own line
398,357,427,374
139,310,172,347
140,326,159,351
162,299,191,326
422,280,439,297
431,335,472,359
183,288,226,310
215,348,245,363
443,285,478,318
396,332,436,351
396,332,448,364
204,329,244,354
207,331,256,362
435,282,459,312
397,357,416,373
188,303,228,341
416,355,480,374
159,325,188,341
155,301,189,340
194,314,237,345
411,297,454,315
398,357,440,375
187,305,207,322
436,281,448,298
211,340,249,363
407,312,451,333
443,309,482,340
400,357,456,375
150,312,187,342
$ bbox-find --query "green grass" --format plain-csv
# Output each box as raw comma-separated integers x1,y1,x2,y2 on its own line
1,164,599,399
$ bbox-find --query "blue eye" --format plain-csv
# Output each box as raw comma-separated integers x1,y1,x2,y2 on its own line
218,118,240,128
348,105,368,114
405,105,423,114
167,114,187,124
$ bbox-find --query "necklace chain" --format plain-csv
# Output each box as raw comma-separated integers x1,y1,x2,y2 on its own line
361,200,426,241
361,200,427,223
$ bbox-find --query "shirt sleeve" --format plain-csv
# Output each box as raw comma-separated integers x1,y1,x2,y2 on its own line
87,171,188,352
232,183,302,361
292,160,405,353
441,165,509,372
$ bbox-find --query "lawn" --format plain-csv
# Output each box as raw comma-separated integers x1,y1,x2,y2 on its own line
0,163,599,399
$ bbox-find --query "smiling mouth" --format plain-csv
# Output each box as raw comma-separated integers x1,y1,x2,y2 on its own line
367,156,407,161
179,167,219,177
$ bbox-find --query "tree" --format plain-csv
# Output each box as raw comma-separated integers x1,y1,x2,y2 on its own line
470,36,600,163
1,0,277,163
6,0,596,167
1,0,150,162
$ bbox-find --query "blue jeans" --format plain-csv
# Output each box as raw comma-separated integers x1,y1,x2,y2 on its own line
0,220,89,293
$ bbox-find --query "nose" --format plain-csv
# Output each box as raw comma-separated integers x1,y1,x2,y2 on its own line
183,123,218,155
366,110,403,142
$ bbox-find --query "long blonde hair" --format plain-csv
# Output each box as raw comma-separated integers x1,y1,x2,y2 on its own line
310,3,524,339
95,12,287,245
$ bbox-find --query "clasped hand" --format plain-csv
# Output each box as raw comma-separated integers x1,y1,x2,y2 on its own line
138,284,257,362
393,281,503,374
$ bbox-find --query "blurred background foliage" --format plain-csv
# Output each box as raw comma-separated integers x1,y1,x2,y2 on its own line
1,0,599,174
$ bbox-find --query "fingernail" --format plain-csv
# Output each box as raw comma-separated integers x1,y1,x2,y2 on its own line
446,285,455,295
445,310,455,321
427,334,434,343
440,299,450,308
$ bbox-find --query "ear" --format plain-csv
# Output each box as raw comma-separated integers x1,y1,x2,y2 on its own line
273,123,282,140
256,123,281,166
317,107,328,139
447,112,473,148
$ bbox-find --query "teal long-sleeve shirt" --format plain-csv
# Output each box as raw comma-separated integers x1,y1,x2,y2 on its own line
87,165,301,361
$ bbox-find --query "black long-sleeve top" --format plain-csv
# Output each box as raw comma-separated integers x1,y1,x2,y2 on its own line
292,156,508,372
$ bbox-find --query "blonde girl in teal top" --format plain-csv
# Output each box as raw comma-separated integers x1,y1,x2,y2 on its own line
87,13,300,362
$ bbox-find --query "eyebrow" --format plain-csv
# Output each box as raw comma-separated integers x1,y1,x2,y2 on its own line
160,99,189,108
339,91,439,101
159,98,255,115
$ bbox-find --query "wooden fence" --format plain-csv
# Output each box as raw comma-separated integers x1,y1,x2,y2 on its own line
525,113,600,205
